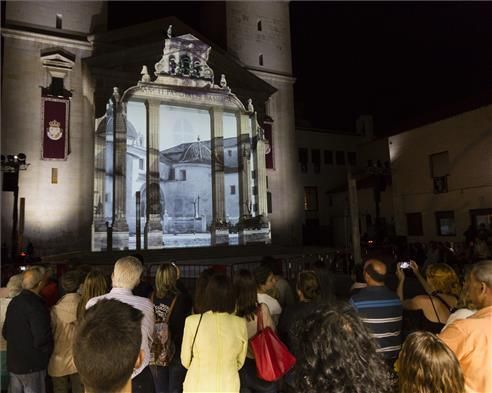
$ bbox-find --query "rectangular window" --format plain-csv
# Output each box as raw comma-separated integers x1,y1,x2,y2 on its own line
324,150,333,165
304,187,318,211
228,150,232,157
347,152,357,166
406,212,423,236
435,211,456,236
252,186,258,195
51,168,58,184
335,151,345,165
311,149,321,173
430,151,450,178
230,185,236,195
139,159,144,170
56,14,63,29
298,148,308,173
179,169,186,181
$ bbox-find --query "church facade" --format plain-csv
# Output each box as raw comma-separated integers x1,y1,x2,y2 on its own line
1,1,303,256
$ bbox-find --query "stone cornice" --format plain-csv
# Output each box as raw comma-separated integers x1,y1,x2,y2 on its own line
1,27,93,51
247,68,296,84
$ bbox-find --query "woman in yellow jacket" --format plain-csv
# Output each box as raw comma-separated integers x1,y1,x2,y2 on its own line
181,272,248,392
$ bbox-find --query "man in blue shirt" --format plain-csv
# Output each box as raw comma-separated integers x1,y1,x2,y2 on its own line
350,259,402,362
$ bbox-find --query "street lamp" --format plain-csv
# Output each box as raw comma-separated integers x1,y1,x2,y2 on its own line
1,153,30,261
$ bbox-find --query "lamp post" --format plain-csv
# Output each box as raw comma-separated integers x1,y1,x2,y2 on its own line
1,153,29,261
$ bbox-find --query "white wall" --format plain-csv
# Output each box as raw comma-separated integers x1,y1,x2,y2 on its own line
390,104,492,242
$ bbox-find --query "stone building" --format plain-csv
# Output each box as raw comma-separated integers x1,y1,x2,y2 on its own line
1,1,302,255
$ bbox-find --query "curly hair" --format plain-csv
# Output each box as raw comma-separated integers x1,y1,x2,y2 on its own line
296,271,320,301
295,302,393,393
398,331,465,393
426,263,461,297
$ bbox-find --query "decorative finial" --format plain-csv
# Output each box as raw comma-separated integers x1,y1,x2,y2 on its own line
247,98,254,113
167,25,173,39
220,74,227,88
112,87,120,102
140,66,150,82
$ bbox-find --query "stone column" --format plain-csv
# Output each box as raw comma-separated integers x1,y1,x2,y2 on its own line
252,114,268,217
91,115,107,251
111,88,129,250
238,113,252,245
210,107,228,245
251,115,271,244
145,100,164,248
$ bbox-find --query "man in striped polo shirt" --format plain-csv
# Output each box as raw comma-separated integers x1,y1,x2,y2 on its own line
350,259,403,363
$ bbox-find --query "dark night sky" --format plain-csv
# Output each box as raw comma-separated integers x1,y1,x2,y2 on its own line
108,2,492,136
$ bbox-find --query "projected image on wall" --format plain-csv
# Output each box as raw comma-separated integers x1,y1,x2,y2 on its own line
158,105,213,248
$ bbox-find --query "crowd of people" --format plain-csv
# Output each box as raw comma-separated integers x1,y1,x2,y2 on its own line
1,251,491,393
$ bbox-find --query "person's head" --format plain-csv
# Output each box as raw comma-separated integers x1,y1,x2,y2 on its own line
398,331,465,393
78,270,108,319
193,267,215,314
426,263,461,297
468,260,492,309
296,271,320,302
295,302,392,393
233,269,258,321
201,272,235,314
363,259,387,286
254,264,276,293
22,266,47,294
6,274,23,298
73,299,144,393
262,256,283,276
112,256,143,290
155,263,178,299
61,270,82,294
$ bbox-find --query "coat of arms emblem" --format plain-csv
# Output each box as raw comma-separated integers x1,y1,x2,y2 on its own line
47,119,63,141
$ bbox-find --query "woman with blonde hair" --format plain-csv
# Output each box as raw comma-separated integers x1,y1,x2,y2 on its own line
397,261,460,334
77,270,108,319
150,263,191,393
398,331,465,393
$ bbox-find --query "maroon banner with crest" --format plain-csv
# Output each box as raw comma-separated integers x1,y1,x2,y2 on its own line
42,96,70,160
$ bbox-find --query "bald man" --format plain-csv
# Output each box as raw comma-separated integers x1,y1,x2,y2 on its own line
350,259,403,363
3,267,53,393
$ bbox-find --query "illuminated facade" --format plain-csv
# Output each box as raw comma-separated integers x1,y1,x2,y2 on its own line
1,1,301,255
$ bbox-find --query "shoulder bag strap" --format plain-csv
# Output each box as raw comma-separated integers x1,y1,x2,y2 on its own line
191,313,203,360
432,292,453,312
256,304,264,332
428,294,442,323
165,295,178,323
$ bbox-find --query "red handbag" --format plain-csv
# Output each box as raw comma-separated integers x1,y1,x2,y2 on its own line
249,305,296,382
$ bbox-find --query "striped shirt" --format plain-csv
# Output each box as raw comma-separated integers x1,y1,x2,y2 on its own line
86,288,155,378
350,286,403,359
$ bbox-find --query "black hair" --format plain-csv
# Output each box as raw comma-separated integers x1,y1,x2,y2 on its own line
254,263,273,287
295,302,393,393
233,269,258,321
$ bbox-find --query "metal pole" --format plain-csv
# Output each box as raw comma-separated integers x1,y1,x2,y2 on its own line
347,171,362,266
11,184,18,261
18,198,25,255
136,191,141,250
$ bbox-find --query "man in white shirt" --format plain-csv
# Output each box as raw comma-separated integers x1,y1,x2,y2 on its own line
86,256,155,393
254,264,282,325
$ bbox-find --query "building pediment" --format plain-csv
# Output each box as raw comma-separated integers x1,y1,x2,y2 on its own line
40,49,75,71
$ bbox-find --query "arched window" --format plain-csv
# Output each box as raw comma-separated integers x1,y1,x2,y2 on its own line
257,20,262,31
259,54,263,66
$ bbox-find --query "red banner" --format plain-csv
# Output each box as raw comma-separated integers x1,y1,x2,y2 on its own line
42,97,70,160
